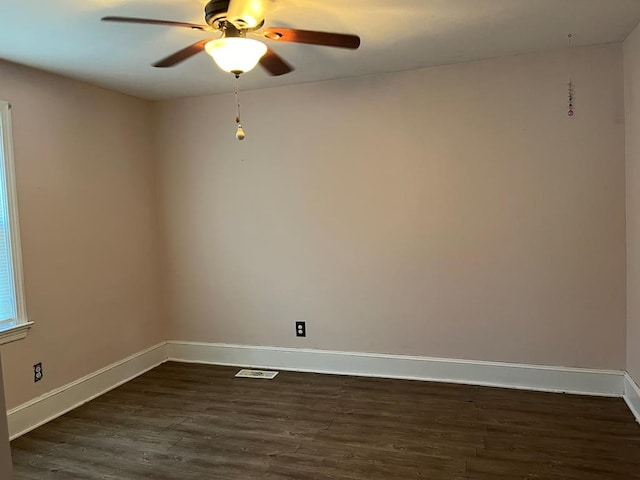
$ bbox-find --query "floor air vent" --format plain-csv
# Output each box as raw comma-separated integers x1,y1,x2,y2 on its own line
235,369,279,379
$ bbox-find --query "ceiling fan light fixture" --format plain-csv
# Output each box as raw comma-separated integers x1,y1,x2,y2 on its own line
205,37,267,74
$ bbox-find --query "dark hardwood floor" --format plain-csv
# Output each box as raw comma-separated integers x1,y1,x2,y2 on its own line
10,362,640,479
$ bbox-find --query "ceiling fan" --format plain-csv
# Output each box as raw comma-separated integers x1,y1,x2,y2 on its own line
101,0,361,77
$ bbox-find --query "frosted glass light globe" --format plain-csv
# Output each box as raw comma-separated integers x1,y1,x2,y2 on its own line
205,37,267,74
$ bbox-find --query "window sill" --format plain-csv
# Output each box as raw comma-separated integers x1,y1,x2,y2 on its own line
0,321,33,346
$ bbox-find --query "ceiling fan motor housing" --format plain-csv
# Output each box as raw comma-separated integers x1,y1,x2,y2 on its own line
204,0,231,29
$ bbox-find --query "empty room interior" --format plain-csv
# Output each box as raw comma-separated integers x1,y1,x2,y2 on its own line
1,0,640,478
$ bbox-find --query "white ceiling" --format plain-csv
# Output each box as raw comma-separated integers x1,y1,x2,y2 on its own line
0,0,639,100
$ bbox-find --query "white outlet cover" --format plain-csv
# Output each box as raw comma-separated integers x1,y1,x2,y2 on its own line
235,369,279,379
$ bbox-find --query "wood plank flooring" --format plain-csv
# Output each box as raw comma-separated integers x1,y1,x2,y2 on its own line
10,362,640,479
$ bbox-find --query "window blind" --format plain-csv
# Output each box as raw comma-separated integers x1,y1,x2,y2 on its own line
0,118,16,330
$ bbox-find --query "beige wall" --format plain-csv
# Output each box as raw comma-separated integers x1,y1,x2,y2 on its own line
625,24,640,384
0,356,13,479
0,41,629,421
155,44,626,369
0,60,165,409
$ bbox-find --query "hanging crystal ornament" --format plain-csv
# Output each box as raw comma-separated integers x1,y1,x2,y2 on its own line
568,79,575,117
567,34,575,118
234,74,246,141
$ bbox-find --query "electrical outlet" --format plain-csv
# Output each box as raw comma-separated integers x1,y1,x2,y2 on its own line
296,321,306,337
34,362,43,383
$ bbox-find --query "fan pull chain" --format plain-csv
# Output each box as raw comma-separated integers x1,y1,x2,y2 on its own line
234,74,246,141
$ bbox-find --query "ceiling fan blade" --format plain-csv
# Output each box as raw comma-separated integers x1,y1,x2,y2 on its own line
259,47,294,76
261,28,360,49
101,16,209,31
153,39,213,68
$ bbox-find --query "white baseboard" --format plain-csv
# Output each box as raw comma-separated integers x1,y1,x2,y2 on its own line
7,341,167,440
624,373,640,424
6,341,631,440
166,341,624,397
